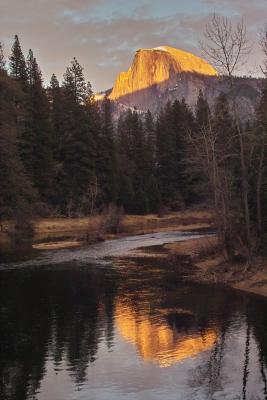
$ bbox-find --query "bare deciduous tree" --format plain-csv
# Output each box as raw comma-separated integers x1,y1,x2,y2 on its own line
200,14,251,83
205,15,253,254
87,175,98,215
186,100,237,257
260,26,267,77
188,15,259,259
255,27,267,238
0,42,5,71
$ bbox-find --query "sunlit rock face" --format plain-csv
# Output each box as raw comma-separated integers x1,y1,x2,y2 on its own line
116,302,217,367
110,46,217,101
104,46,262,116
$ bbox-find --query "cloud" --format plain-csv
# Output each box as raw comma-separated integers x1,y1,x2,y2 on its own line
0,0,265,91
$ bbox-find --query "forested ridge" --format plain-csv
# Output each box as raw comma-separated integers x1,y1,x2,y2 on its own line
0,34,267,258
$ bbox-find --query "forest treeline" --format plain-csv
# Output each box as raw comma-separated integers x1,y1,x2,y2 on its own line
0,34,267,257
0,35,201,218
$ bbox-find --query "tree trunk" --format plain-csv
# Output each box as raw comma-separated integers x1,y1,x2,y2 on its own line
256,143,264,237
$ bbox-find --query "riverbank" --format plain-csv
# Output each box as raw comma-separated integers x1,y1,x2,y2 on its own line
121,236,267,298
2,210,265,298
0,210,213,253
30,210,214,250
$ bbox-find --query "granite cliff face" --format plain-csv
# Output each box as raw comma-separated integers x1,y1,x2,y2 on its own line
96,46,263,116
109,46,217,101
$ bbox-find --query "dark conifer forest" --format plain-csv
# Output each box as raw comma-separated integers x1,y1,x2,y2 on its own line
0,34,267,257
0,35,198,217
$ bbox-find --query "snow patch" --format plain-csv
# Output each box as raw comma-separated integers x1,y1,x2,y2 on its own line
153,46,168,52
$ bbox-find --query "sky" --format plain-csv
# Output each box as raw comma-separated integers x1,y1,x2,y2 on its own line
0,0,266,92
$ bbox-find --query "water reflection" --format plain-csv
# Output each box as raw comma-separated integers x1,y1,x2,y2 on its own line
0,258,266,400
116,302,217,367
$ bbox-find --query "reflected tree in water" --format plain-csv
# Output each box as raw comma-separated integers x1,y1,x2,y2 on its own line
0,266,117,400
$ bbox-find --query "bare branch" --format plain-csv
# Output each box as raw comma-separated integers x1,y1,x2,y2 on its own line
200,14,251,81
0,41,6,70
259,25,267,76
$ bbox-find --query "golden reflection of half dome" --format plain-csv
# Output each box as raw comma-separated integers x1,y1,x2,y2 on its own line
116,303,217,368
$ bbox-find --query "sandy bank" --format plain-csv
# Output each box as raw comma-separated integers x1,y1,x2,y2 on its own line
127,236,267,298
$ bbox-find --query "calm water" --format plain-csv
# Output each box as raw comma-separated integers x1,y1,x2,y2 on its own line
0,232,266,400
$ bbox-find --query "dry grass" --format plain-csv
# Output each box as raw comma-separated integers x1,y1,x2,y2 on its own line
1,209,214,251
165,236,217,259
34,217,90,234
120,210,214,235
33,210,213,237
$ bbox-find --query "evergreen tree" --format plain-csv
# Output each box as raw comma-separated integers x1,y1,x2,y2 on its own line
96,96,117,206
60,58,97,215
156,102,180,208
26,50,54,204
172,99,187,203
0,71,35,220
143,110,156,178
195,89,210,129
131,110,145,184
143,110,161,212
145,175,161,213
26,49,35,86
131,110,149,214
9,35,27,86
116,112,135,212
48,73,63,160
185,90,211,204
62,57,87,104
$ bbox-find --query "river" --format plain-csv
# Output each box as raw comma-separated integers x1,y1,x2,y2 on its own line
0,231,266,400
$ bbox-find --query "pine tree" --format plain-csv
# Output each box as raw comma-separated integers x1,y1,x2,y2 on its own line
186,91,211,204
123,109,150,214
96,96,117,206
143,110,161,212
60,58,97,215
26,49,35,86
0,71,35,220
9,35,27,86
172,99,186,203
143,110,155,178
48,74,63,160
62,57,87,104
15,49,54,206
156,102,180,208
195,89,210,129
47,73,65,209
29,51,53,203
145,175,161,213
116,113,135,212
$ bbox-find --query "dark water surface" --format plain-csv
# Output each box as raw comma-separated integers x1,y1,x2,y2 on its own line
0,232,266,400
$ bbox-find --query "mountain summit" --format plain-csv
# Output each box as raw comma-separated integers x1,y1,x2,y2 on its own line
109,46,218,101
101,46,261,117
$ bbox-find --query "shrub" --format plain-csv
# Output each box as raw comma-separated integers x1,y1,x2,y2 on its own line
100,204,124,234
